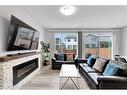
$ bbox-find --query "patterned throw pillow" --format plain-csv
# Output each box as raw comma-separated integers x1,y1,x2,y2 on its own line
93,57,108,72
103,63,120,76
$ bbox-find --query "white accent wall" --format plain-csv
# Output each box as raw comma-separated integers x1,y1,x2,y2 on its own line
0,6,44,56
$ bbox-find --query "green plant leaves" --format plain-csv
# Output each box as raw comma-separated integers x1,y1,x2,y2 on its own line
40,41,51,53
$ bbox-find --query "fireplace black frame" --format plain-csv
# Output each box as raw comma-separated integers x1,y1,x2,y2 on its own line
13,58,38,85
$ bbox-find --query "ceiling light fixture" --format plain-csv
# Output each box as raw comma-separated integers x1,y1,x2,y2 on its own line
60,6,75,16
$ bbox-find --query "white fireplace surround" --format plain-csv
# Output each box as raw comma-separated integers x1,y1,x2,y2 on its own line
0,53,41,89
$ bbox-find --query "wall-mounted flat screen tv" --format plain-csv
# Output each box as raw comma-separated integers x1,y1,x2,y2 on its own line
7,15,40,51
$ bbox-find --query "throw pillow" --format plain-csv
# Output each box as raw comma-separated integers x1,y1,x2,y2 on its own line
85,53,91,59
103,63,120,76
87,56,96,67
113,61,127,76
56,54,64,61
93,57,108,72
66,54,74,61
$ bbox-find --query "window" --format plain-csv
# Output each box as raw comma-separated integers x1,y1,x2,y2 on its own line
91,44,96,48
67,39,71,42
68,45,72,50
74,38,77,42
73,45,77,50
56,38,61,44
85,44,89,48
83,33,112,58
54,33,78,55
91,38,96,41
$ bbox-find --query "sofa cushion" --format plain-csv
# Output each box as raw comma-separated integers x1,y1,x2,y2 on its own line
119,69,127,76
55,60,65,64
93,57,109,72
54,54,64,61
103,63,120,76
87,73,102,85
119,57,127,63
78,58,87,63
87,56,96,67
110,61,127,76
82,66,99,73
65,61,75,64
81,63,89,67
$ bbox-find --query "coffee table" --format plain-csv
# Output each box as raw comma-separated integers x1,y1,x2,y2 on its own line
59,64,81,89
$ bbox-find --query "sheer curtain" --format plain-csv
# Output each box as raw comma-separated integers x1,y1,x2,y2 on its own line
113,31,121,59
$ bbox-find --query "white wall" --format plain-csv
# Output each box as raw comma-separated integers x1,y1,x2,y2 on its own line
0,6,44,56
0,17,9,54
44,30,54,58
120,26,127,56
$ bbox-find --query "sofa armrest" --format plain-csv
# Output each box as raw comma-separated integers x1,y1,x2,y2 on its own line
52,57,56,60
74,58,87,68
74,58,87,64
97,76,127,89
77,58,87,63
74,55,78,60
52,58,56,64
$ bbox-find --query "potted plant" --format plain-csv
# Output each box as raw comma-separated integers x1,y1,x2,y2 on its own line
40,41,51,66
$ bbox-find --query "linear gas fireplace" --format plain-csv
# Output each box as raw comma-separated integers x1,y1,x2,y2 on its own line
13,58,38,85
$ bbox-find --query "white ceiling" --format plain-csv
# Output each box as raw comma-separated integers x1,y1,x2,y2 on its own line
22,6,127,29
3,6,127,29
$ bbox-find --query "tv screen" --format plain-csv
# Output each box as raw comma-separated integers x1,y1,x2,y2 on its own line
7,15,40,51
30,31,40,50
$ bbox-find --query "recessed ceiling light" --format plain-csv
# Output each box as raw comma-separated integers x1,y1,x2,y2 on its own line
60,6,76,16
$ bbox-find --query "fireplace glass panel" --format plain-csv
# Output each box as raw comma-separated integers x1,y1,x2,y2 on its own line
13,58,38,85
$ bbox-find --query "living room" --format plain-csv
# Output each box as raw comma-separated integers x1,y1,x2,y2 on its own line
1,0,127,94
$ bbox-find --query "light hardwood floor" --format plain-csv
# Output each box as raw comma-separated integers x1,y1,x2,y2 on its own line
20,65,90,90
